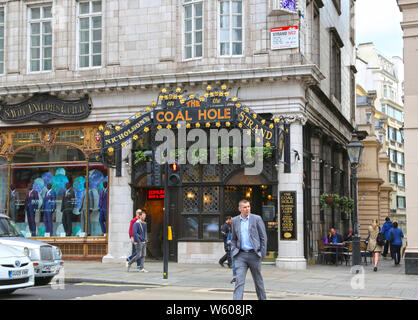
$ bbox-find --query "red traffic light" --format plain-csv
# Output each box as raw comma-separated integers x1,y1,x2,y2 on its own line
170,163,178,172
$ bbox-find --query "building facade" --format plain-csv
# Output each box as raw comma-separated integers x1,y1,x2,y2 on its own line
356,43,406,233
0,0,356,269
397,0,418,274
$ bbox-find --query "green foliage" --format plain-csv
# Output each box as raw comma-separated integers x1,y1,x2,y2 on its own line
320,193,354,213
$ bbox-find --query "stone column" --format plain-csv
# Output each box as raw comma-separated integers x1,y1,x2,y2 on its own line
310,128,322,261
276,115,307,270
102,146,133,263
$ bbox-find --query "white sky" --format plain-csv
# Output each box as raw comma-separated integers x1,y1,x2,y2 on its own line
356,0,403,58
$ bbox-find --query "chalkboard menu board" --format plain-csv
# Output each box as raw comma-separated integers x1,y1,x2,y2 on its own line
280,191,297,240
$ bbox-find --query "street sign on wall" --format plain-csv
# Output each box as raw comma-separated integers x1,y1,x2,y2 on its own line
271,26,299,50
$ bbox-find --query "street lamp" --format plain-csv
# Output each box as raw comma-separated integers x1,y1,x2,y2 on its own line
346,132,364,268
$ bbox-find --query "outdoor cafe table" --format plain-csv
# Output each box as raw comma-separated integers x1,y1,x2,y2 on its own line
324,243,347,266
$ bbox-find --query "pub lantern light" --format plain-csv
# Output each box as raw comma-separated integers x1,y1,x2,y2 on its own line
346,132,364,167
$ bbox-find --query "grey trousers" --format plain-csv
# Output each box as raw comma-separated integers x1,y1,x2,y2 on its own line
233,251,267,300
129,242,146,269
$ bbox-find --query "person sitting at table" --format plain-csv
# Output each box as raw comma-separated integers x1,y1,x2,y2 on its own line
344,228,354,242
326,228,344,264
327,228,343,244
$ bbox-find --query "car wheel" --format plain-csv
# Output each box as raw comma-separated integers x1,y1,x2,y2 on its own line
35,276,54,286
0,289,16,295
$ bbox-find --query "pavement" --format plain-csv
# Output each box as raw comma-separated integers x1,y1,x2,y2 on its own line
60,257,418,300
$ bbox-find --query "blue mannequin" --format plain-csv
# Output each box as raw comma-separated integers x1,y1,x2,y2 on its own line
41,183,56,236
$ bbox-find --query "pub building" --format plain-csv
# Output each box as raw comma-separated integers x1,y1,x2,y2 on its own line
0,0,356,269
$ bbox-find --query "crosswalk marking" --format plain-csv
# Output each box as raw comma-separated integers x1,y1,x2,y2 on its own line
73,282,162,288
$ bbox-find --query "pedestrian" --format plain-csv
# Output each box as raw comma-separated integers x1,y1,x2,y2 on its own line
367,219,384,272
126,209,142,269
389,221,404,265
127,210,148,273
381,217,393,258
230,199,267,300
344,228,354,242
219,216,232,268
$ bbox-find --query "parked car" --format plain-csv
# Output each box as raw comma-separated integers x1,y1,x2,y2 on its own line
0,243,34,294
0,214,64,286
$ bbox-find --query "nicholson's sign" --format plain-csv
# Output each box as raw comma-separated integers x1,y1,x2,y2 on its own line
0,94,91,124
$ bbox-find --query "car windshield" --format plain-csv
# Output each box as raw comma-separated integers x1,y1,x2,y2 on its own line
0,218,23,237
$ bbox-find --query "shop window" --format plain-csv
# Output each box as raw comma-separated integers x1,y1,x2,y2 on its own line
202,216,219,240
183,186,199,213
224,186,238,212
181,216,199,238
182,164,200,183
202,186,219,212
12,146,85,163
219,0,243,56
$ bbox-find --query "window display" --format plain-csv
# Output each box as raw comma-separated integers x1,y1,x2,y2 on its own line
3,148,108,238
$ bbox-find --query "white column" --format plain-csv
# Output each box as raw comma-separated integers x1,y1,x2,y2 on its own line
276,116,307,270
102,146,133,263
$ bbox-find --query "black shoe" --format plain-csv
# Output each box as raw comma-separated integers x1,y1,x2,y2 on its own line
230,278,236,284
228,264,232,269
374,267,377,272
219,261,224,267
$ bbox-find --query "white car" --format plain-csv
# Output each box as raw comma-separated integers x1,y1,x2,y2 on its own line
0,214,63,286
0,243,34,294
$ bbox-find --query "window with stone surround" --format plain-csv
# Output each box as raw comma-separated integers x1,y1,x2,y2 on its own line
78,0,102,68
183,0,203,60
29,5,52,72
330,28,343,102
219,0,243,56
0,9,4,74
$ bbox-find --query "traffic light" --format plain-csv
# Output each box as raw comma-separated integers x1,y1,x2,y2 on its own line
167,162,182,186
144,150,162,187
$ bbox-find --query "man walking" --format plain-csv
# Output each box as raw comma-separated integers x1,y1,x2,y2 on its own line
126,209,142,268
381,217,393,258
230,199,267,300
127,211,148,272
219,216,232,268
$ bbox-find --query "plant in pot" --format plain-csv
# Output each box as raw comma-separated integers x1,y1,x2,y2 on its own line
320,193,340,210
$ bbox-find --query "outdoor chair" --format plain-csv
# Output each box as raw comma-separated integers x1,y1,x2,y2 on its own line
360,241,372,265
342,242,352,266
316,240,334,265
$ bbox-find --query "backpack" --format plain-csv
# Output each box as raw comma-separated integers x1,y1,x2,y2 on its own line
376,226,386,246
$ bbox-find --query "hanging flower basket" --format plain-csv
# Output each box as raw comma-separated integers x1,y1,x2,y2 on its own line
320,193,340,211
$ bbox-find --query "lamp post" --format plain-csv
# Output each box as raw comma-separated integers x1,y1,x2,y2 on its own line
346,132,364,267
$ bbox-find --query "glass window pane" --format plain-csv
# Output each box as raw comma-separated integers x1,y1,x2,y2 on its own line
80,30,89,42
92,1,102,12
80,43,89,55
31,48,40,59
0,50,3,61
0,40,3,50
31,23,40,35
185,33,192,45
232,15,242,28
195,44,202,57
185,6,192,19
43,47,52,59
232,42,242,55
195,3,203,16
80,2,90,14
220,16,230,29
202,217,219,240
185,20,192,32
31,7,41,20
220,1,230,14
43,59,52,70
93,42,101,54
43,6,52,18
182,217,198,239
31,36,40,47
0,11,4,24
220,42,229,55
195,31,202,43
0,63,3,74
195,17,202,30
92,16,102,29
232,29,242,41
92,29,102,41
43,22,52,34
31,60,40,72
80,18,89,30
232,1,242,14
92,54,101,66
185,46,192,59
43,34,52,46
220,30,229,42
79,55,89,67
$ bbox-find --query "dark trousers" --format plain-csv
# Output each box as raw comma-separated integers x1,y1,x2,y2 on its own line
219,243,232,266
391,244,402,264
382,240,390,257
43,211,53,235
62,211,73,236
26,210,36,236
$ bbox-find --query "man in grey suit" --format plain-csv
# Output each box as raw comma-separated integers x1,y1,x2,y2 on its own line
230,199,267,300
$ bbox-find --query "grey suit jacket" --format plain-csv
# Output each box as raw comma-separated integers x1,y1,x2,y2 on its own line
230,214,267,259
